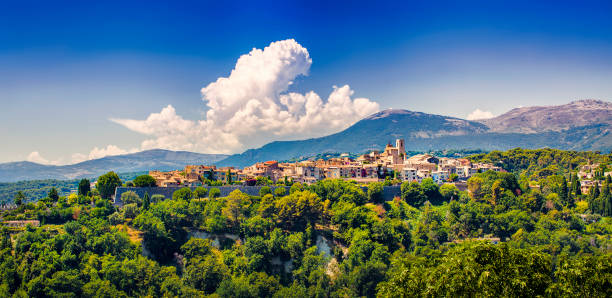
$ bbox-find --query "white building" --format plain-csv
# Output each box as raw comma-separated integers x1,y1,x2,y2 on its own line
401,167,418,182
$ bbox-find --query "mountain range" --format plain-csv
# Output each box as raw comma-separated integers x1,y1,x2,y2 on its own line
0,150,227,182
1,99,610,181
479,99,612,133
218,99,612,167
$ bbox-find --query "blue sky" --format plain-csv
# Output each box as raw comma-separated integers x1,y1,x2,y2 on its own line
1,0,612,164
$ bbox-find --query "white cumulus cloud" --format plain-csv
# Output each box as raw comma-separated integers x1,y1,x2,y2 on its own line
111,39,380,154
26,151,58,165
70,153,89,164
466,109,494,120
87,145,137,160
27,145,138,166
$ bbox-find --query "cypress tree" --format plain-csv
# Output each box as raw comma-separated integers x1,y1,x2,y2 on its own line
226,169,232,185
560,176,569,206
601,181,610,199
604,195,612,216
0,228,11,250
48,187,59,202
143,192,150,210
592,182,600,200
570,174,578,196
78,178,91,196
14,191,25,206
573,174,581,196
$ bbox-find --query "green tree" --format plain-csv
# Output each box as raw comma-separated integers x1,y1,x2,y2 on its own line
48,187,59,202
151,194,165,203
440,184,459,201
560,176,570,206
421,178,442,204
290,182,305,194
590,182,600,200
368,182,384,204
273,187,287,197
121,191,141,206
573,173,582,196
226,169,232,184
172,187,193,201
222,190,250,227
209,188,221,199
96,172,122,200
133,175,157,187
401,181,426,207
255,176,272,185
194,187,208,199
569,173,581,197
181,238,213,259
78,178,91,196
378,243,552,297
142,192,151,210
259,186,272,197
549,254,612,297
275,190,323,231
184,254,228,294
14,191,25,206
258,194,276,218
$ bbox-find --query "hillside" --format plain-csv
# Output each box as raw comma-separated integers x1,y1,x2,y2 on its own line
479,99,612,133
0,149,227,182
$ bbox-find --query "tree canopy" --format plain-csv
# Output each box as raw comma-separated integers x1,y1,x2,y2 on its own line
133,175,157,187
0,149,610,297
96,172,122,200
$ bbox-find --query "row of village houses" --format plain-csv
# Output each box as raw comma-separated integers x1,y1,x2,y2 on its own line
149,139,504,187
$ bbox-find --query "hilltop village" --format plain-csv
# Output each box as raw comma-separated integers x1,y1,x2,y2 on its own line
149,139,503,188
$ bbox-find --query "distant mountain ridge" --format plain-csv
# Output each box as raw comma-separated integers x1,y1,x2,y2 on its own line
217,99,612,167
479,99,612,133
0,149,227,182
217,110,490,167
2,100,610,181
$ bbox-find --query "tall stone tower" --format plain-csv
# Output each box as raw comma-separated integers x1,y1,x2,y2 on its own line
396,139,406,159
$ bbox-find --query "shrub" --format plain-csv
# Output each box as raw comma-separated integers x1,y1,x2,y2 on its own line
209,188,221,199
133,175,157,187
173,188,193,201
194,187,209,199
274,187,287,197
259,186,272,197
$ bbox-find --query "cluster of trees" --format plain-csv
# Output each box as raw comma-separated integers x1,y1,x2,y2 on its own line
0,179,78,205
0,172,146,205
378,242,611,297
0,148,611,297
587,176,612,216
469,148,611,177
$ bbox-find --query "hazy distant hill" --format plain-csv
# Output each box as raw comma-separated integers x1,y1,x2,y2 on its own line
217,100,612,167
479,99,612,133
0,149,227,182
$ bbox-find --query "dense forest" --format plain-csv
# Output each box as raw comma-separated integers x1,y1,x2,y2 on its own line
0,179,79,206
0,172,146,205
0,149,610,297
469,148,612,177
